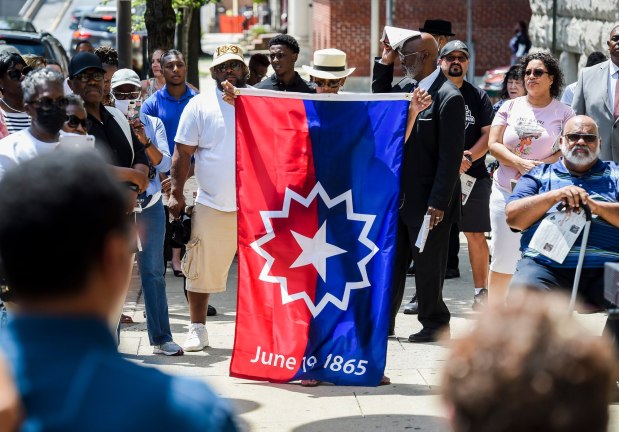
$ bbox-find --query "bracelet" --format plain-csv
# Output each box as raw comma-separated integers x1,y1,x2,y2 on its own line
144,139,152,149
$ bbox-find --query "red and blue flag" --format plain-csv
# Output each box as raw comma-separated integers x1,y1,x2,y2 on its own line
231,90,409,386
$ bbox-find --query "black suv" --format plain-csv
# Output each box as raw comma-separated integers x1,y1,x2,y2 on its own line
0,30,69,72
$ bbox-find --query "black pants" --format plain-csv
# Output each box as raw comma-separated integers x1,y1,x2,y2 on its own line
390,216,452,333
446,223,460,271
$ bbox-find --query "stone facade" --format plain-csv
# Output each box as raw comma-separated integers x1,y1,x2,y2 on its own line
529,0,619,83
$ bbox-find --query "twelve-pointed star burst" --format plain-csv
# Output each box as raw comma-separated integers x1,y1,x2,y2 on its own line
290,221,347,282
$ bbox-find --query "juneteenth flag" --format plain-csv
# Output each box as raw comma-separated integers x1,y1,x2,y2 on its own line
231,89,409,386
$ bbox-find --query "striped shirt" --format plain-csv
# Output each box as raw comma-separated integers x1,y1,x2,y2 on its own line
507,159,619,268
0,108,30,134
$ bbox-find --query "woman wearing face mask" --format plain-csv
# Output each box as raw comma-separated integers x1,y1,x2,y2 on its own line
302,48,355,94
110,68,184,356
0,53,32,135
0,69,67,179
62,94,90,135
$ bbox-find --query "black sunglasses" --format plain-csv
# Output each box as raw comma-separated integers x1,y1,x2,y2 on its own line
524,68,549,78
6,66,32,81
312,78,342,88
564,133,598,144
66,114,91,130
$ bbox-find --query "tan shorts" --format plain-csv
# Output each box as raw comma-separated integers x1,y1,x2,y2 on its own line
182,204,237,294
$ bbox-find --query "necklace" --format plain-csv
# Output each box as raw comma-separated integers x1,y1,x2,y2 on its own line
0,98,25,113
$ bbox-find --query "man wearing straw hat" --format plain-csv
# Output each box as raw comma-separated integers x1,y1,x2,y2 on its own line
302,48,355,94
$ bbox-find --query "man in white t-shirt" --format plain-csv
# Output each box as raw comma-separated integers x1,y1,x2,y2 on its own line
0,68,67,180
168,44,249,351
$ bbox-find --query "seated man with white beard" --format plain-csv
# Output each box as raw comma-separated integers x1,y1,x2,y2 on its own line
505,115,619,309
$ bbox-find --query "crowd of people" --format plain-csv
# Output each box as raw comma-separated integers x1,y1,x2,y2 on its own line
0,16,618,432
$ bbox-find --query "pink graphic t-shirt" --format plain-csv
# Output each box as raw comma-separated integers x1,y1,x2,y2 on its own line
491,96,574,191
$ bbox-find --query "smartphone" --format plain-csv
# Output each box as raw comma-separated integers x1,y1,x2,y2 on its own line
57,134,95,150
127,99,142,121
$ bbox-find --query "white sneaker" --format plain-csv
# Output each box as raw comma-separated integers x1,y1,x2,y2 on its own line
153,341,184,356
183,323,209,351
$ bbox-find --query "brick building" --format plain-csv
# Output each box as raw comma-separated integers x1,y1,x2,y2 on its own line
312,0,532,77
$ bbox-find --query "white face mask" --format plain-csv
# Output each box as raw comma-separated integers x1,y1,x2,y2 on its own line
114,98,133,116
114,98,142,116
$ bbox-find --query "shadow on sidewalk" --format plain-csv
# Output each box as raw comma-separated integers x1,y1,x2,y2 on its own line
293,414,449,431
123,346,233,367
237,381,440,398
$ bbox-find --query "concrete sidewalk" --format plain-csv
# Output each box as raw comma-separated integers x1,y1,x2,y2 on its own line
119,239,619,431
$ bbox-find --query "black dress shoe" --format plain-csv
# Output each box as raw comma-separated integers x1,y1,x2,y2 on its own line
408,327,449,343
444,268,460,279
403,296,418,315
406,264,416,276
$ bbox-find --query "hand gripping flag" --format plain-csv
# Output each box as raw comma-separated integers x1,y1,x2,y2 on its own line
231,89,409,386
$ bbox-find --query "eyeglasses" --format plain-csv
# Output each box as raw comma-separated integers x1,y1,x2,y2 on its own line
398,50,423,62
112,90,141,100
27,97,69,110
524,68,549,78
72,72,105,83
213,61,244,73
445,55,468,63
564,133,598,143
6,66,32,81
312,78,342,88
66,114,91,130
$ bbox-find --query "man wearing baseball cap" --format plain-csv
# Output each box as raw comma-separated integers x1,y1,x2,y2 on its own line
438,40,494,310
67,53,149,201
168,45,249,352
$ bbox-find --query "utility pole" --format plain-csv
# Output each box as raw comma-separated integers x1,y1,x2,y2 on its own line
117,0,132,69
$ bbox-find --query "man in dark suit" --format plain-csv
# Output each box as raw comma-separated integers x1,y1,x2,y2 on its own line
378,33,465,342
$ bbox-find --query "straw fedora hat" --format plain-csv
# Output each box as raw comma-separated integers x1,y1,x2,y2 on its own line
302,48,355,80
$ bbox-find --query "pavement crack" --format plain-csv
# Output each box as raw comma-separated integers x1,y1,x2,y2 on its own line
353,392,365,417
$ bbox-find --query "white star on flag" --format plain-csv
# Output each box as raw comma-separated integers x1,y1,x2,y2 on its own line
250,182,379,317
290,221,347,282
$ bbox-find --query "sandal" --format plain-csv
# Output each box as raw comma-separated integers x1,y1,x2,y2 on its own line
379,375,391,386
301,379,321,387
120,314,133,324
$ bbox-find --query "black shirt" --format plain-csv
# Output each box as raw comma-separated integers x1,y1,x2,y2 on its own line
88,105,148,168
459,82,494,179
255,72,316,93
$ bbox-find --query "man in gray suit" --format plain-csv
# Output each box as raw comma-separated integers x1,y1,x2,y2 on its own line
573,26,619,161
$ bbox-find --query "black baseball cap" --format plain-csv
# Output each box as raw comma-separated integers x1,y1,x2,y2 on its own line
439,40,470,59
68,52,105,78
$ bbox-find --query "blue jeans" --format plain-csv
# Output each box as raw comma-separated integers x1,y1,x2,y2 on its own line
136,198,172,345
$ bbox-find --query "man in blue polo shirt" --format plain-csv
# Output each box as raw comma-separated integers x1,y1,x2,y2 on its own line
0,151,237,431
141,49,198,156
505,115,619,308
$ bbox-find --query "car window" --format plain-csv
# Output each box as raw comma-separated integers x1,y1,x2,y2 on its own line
0,19,36,32
0,38,46,56
81,17,116,33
